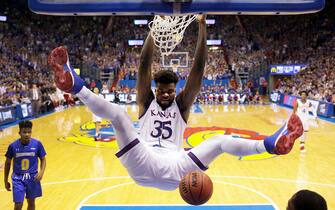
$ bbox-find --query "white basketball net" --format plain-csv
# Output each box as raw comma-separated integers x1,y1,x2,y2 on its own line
149,15,197,56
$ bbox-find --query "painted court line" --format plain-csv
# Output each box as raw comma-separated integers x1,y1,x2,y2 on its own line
1,174,334,194
75,182,135,210
75,180,278,210
214,181,278,210
0,176,132,193
213,175,335,188
80,205,275,210
82,204,273,206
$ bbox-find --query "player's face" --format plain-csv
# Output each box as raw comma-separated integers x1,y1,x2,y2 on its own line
19,127,32,144
301,92,307,100
155,83,176,109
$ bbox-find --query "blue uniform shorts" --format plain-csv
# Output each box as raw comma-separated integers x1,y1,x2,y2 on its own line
12,173,42,203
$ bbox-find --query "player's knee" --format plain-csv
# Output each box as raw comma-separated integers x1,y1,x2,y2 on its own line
27,198,35,205
215,135,246,156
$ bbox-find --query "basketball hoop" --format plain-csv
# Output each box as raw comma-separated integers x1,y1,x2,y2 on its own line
149,15,197,56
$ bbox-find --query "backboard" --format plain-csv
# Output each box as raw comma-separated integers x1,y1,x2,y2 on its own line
161,52,189,68
28,0,325,16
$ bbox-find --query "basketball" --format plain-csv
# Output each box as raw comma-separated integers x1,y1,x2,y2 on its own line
179,171,213,205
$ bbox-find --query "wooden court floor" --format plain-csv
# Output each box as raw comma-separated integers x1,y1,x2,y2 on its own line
0,104,334,210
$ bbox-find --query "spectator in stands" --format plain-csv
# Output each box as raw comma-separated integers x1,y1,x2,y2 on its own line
260,77,268,96
253,91,261,104
40,92,54,113
101,82,110,94
114,92,120,104
28,84,42,116
1,1,335,119
247,80,254,93
89,79,96,91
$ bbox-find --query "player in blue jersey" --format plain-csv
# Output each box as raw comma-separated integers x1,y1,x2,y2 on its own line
4,120,46,210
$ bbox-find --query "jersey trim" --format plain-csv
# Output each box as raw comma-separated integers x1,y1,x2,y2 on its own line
138,97,155,120
115,139,140,158
175,99,188,124
187,152,208,171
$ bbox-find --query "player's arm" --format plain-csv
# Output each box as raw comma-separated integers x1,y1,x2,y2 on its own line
4,157,11,191
136,34,155,117
309,102,318,119
176,15,207,121
293,101,298,114
35,156,46,182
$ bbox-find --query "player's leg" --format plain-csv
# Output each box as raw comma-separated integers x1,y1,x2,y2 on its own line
12,175,25,210
189,134,267,167
26,199,35,210
189,114,303,167
48,46,138,148
95,121,101,139
299,118,309,153
92,113,102,139
300,132,307,153
77,87,138,148
14,203,23,210
25,176,41,210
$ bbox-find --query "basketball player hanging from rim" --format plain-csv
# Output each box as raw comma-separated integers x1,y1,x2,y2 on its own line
48,15,304,191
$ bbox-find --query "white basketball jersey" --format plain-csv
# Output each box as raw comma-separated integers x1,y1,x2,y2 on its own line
297,99,310,118
139,99,186,152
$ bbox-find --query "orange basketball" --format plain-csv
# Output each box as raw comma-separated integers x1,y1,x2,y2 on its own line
179,171,213,205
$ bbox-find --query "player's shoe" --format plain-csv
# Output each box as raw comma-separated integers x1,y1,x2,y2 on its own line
264,114,303,155
48,46,84,94
94,133,101,141
300,143,306,154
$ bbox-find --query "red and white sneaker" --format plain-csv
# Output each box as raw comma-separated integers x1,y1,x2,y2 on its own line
48,46,84,94
264,114,304,155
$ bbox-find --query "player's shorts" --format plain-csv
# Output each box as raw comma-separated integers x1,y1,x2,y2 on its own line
93,114,102,123
302,121,309,132
115,139,207,191
298,115,309,131
12,173,42,203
